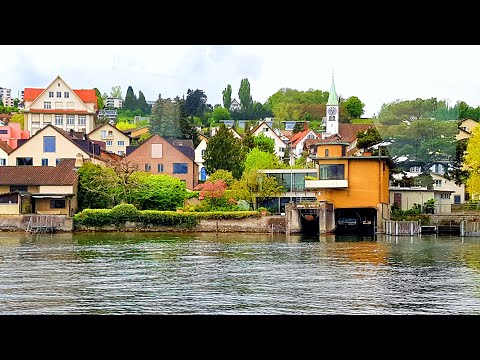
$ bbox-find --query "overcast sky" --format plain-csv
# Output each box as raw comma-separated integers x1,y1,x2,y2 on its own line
1,45,479,117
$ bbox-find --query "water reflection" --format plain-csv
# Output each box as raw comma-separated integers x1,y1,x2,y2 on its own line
0,232,479,314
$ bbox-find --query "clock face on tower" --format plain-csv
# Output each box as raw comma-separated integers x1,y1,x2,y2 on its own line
327,107,337,116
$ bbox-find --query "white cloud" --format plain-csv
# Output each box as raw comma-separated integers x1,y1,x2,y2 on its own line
1,45,480,117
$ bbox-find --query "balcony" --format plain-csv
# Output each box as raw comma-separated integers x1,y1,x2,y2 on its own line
305,179,348,189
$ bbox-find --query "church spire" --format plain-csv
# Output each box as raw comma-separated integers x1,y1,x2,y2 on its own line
327,73,339,106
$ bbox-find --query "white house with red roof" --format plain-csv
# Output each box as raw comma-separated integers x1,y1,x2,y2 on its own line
252,120,288,159
289,123,318,157
23,75,98,136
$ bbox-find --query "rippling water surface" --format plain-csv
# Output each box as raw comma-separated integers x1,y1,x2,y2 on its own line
0,232,479,314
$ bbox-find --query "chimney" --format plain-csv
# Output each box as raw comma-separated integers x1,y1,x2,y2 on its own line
75,153,84,168
303,121,308,131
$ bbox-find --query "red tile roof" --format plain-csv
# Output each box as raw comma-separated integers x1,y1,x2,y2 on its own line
0,159,77,185
23,88,97,106
0,140,13,154
290,129,317,148
280,130,293,140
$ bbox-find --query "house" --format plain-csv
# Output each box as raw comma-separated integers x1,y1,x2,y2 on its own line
98,109,118,123
229,98,241,112
125,134,198,190
0,158,78,216
306,139,393,233
123,125,149,141
194,136,208,181
88,123,131,156
23,75,98,136
0,121,30,148
0,87,14,107
0,140,13,166
389,187,454,214
457,118,479,140
8,124,116,167
252,121,288,159
289,123,318,157
105,97,123,109
210,126,242,139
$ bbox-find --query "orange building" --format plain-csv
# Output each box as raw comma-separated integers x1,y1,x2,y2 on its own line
306,139,393,234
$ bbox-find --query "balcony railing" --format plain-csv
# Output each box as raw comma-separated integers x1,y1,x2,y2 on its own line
305,179,348,189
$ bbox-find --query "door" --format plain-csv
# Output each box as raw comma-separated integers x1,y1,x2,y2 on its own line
454,195,461,204
394,193,402,209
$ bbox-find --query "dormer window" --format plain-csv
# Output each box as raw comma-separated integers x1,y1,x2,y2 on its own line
410,166,421,173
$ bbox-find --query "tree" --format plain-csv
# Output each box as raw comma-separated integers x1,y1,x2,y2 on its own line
148,94,182,138
195,180,228,209
14,98,19,108
222,84,232,110
94,88,104,110
253,133,275,154
356,127,382,149
184,89,207,118
344,96,365,118
128,173,186,210
9,113,24,130
137,90,150,115
239,78,253,119
110,86,122,99
204,123,245,179
293,122,304,134
180,115,200,147
123,86,138,111
241,126,255,153
230,171,283,210
77,162,117,210
210,106,231,123
206,169,234,187
464,127,480,196
243,147,283,172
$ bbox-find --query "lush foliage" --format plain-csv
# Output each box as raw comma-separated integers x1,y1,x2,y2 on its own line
239,78,253,118
243,148,284,172
77,162,117,210
137,90,151,115
344,96,365,118
206,169,234,187
195,180,228,209
230,170,283,209
465,126,480,196
148,94,182,138
184,89,207,118
110,86,122,99
204,123,245,179
94,88,104,109
123,86,138,111
356,127,382,149
8,113,24,129
222,84,232,110
253,133,275,153
210,106,231,123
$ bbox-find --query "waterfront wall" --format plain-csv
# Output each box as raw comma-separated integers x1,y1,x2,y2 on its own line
0,215,74,231
75,215,287,233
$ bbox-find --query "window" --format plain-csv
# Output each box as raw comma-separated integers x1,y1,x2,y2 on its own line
145,163,151,172
279,147,285,153
454,195,461,204
55,115,63,125
325,149,329,157
158,164,164,172
108,130,113,136
319,164,344,180
67,115,75,125
307,133,315,139
41,158,48,166
434,179,442,187
44,101,51,109
118,151,125,156
0,129,8,134
64,92,69,98
106,140,113,146
50,199,65,208
43,136,56,152
48,91,54,98
118,140,125,146
441,193,450,199
56,91,62,98
329,116,335,121
151,143,163,158
16,158,33,166
101,130,107,139
410,166,421,173
263,127,268,132
56,158,62,165
78,115,86,125
10,185,28,192
173,163,188,174
0,159,6,166
201,149,206,157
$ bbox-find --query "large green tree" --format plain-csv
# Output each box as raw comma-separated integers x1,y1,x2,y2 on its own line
210,106,231,123
184,89,207,118
77,162,117,210
239,78,253,119
253,134,275,154
243,147,283,172
222,84,232,110
344,96,365,118
137,90,150,115
123,86,138,111
204,123,245,179
149,94,182,138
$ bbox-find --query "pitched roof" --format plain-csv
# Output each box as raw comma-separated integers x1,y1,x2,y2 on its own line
338,123,372,143
23,88,97,104
126,134,195,160
290,129,317,148
280,130,293,140
0,159,77,186
0,140,13,154
327,75,339,106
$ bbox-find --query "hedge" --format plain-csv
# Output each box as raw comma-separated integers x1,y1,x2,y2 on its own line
74,208,261,228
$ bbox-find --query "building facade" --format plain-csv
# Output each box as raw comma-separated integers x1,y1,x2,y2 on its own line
23,75,98,136
106,97,123,109
88,123,130,156
0,122,30,148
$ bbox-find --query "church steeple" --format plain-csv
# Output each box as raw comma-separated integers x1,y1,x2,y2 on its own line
327,73,339,106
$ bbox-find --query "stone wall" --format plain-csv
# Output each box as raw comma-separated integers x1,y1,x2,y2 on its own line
0,215,73,232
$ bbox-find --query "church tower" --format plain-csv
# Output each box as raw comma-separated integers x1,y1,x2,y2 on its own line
325,74,339,136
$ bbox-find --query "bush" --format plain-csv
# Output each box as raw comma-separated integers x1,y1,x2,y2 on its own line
185,191,200,199
110,203,139,222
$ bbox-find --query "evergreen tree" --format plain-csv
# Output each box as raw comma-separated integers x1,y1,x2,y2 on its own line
204,124,245,179
239,78,253,119
137,90,150,115
149,94,182,138
123,86,138,111
242,126,255,153
222,84,232,110
184,89,207,118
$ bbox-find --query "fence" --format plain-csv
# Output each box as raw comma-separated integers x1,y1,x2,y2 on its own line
384,220,421,236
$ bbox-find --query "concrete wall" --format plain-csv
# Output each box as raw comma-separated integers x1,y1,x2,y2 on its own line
75,215,286,233
0,215,73,231
0,204,20,214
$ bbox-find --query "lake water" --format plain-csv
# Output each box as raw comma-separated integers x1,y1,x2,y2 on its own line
0,231,479,314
